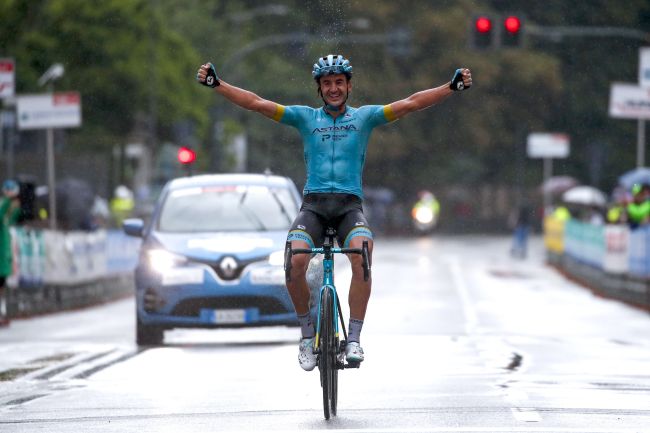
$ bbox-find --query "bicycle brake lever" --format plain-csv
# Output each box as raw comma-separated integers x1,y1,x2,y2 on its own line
361,240,370,281
284,241,292,282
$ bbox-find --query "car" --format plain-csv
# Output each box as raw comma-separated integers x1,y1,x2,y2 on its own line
123,173,304,345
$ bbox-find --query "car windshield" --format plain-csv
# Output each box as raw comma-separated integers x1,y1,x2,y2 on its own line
157,185,298,232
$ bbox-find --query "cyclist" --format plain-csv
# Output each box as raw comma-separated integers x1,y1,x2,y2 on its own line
197,54,472,371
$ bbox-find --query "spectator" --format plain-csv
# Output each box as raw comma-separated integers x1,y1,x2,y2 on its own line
553,205,571,222
110,185,135,228
607,187,630,224
626,183,650,229
510,202,531,259
1,180,22,325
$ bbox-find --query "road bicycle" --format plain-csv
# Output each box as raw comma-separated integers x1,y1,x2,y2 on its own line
285,227,370,420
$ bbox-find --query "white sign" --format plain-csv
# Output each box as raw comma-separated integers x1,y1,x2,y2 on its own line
0,58,15,99
16,92,81,130
640,47,650,87
527,133,570,158
609,83,650,120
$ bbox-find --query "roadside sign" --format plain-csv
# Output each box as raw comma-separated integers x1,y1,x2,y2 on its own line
609,83,650,120
16,92,81,130
640,47,650,87
0,58,15,99
527,133,570,158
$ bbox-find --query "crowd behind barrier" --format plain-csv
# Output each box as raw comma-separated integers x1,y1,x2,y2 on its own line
544,215,650,309
5,228,140,317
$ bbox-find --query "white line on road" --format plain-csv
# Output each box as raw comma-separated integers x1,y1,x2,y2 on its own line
199,427,646,433
446,254,479,334
511,406,543,422
446,254,543,424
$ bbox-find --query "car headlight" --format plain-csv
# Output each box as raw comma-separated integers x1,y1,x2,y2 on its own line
268,250,285,266
147,249,188,273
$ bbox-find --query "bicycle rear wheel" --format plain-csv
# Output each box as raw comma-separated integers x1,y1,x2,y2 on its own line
319,287,336,419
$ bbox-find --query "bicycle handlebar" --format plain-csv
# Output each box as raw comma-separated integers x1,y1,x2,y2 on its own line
284,241,371,282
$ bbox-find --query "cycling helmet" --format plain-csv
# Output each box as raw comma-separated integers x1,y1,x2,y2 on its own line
312,54,353,81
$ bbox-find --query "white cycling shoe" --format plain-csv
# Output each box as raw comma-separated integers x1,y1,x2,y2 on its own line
298,337,317,371
345,341,365,363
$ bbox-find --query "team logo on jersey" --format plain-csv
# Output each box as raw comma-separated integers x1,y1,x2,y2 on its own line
311,124,358,134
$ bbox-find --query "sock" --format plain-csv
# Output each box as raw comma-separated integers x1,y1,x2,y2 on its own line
297,312,314,339
348,318,364,344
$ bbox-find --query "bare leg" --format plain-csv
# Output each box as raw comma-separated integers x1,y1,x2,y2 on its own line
347,237,373,320
286,240,312,316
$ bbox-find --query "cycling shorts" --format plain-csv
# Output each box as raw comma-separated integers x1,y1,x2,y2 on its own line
287,193,373,248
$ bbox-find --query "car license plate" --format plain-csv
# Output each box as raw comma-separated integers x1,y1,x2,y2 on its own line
201,308,259,324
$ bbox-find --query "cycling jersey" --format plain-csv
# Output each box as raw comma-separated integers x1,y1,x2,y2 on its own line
274,105,396,198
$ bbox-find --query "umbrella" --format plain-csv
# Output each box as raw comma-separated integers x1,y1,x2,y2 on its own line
562,186,607,207
540,175,578,195
618,167,650,189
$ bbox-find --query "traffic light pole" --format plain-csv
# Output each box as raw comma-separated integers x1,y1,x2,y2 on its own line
526,25,649,43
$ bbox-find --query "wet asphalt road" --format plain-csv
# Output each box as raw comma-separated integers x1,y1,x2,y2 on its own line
1,235,649,432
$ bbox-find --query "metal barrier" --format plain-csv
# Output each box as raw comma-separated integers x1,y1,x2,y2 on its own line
543,216,650,309
5,228,140,318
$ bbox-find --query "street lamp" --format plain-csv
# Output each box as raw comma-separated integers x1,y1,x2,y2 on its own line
38,63,65,230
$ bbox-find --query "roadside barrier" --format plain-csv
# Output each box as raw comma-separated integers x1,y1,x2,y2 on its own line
544,217,650,309
5,228,140,318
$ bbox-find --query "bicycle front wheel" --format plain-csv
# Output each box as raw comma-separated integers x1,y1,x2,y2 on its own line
319,287,336,420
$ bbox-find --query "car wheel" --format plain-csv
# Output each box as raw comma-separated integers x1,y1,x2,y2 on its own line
136,317,164,346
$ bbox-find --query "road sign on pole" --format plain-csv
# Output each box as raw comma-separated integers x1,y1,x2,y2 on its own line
0,58,15,99
609,83,650,119
16,92,81,130
610,82,650,167
527,133,570,158
527,133,570,214
16,92,81,230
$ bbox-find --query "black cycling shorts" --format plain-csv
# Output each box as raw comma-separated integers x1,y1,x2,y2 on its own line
287,193,373,248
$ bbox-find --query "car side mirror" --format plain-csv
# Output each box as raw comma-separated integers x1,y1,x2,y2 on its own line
123,218,145,237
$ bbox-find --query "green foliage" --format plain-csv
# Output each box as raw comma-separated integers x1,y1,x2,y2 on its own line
1,0,210,152
2,0,648,195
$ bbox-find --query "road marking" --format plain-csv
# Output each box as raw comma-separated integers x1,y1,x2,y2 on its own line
202,428,646,433
447,254,479,334
511,406,543,422
448,254,544,424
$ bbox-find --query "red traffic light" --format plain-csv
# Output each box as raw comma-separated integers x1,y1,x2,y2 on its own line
475,16,492,33
504,16,521,34
178,146,196,164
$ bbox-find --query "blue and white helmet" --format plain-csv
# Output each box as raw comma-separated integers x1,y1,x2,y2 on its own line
312,54,353,81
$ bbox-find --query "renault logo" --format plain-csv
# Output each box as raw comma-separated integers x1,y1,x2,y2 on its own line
219,256,238,279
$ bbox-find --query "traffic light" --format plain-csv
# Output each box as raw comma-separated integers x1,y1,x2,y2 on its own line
501,14,525,48
177,146,196,165
470,15,494,50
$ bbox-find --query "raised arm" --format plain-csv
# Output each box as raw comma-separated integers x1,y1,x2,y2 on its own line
197,63,280,120
388,68,472,120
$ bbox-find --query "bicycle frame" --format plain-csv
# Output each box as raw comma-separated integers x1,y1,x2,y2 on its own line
285,228,369,419
285,229,370,356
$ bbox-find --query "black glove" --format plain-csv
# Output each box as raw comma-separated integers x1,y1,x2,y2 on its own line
197,62,220,88
450,68,469,91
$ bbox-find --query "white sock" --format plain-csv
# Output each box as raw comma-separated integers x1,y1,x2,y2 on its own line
348,318,363,343
297,312,314,339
